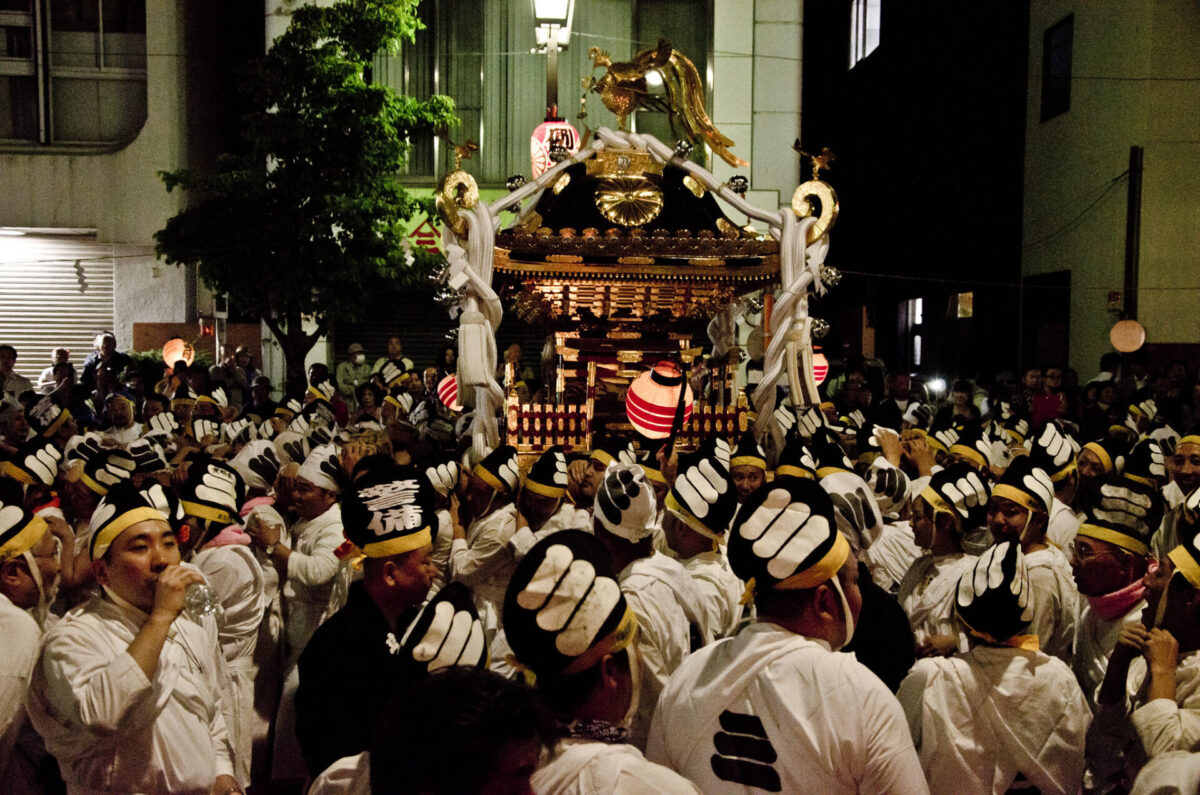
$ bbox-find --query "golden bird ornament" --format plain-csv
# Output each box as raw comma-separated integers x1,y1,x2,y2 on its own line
586,39,748,168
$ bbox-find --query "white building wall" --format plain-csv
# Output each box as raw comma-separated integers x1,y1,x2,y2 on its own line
1022,1,1200,373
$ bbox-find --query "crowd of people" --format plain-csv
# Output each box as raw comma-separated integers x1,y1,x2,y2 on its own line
1,329,1199,794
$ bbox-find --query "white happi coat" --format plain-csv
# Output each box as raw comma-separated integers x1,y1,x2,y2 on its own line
1073,598,1147,709
1087,649,1200,792
26,595,235,794
1046,497,1081,551
646,623,929,794
898,552,977,647
532,739,701,795
193,544,267,785
282,503,344,663
1130,750,1200,795
897,645,1091,794
619,553,698,748
1025,545,1078,664
863,520,923,593
0,593,42,794
681,549,744,641
450,503,519,634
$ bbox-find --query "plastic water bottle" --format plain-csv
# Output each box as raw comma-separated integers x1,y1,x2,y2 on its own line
184,583,219,620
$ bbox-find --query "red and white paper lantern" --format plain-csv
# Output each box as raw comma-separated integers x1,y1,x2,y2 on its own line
625,361,694,439
437,375,463,412
530,118,581,178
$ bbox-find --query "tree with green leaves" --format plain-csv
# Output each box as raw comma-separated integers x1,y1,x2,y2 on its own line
155,0,457,393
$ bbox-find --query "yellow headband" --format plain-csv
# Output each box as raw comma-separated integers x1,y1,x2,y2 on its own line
730,455,767,471
772,531,851,592
0,515,48,562
180,500,233,527
361,526,432,559
991,483,1045,515
664,492,724,542
0,461,35,486
1076,522,1149,557
474,465,508,494
1083,442,1114,473
90,506,167,561
919,486,960,525
1168,545,1200,590
590,450,617,467
42,407,70,438
1048,457,1077,483
639,463,667,485
1180,435,1200,448
949,444,986,469
524,478,565,499
775,464,815,480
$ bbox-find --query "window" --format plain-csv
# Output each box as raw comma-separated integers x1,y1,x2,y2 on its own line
955,291,973,318
908,297,923,326
912,334,922,367
0,0,147,147
849,0,880,68
1041,14,1072,121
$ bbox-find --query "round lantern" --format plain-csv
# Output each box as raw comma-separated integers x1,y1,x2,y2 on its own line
437,375,463,412
162,338,195,370
625,361,694,439
812,350,829,386
530,117,581,178
1110,319,1146,353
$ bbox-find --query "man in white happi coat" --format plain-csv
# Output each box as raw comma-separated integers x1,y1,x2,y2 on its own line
507,446,590,563
985,456,1077,664
647,477,928,794
1087,534,1200,792
449,443,521,633
661,436,744,641
503,530,700,794
173,458,265,788
1070,503,1157,708
27,483,240,795
1028,420,1083,550
593,463,700,749
897,541,1090,794
0,491,64,794
898,463,990,657
249,443,345,783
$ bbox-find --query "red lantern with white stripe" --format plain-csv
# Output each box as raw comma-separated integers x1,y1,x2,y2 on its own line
437,375,463,411
625,361,694,439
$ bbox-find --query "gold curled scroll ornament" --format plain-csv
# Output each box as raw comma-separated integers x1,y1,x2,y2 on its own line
436,170,479,239
790,180,839,244
594,176,664,227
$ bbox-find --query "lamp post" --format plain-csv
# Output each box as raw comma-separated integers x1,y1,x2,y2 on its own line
532,0,574,116
530,0,580,178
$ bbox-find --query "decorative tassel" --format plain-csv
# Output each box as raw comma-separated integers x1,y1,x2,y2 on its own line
739,576,757,606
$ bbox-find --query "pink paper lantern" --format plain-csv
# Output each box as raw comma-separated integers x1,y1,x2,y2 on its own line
530,118,581,178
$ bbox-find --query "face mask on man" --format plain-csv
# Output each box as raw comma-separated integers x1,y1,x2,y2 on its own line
353,354,366,365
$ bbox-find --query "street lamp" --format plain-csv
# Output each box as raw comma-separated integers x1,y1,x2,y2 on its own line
530,0,579,177
532,0,574,116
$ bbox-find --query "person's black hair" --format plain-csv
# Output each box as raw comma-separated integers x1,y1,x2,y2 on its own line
350,453,397,483
1100,352,1121,371
0,344,16,358
369,667,556,795
143,392,169,408
952,379,973,394
355,381,383,406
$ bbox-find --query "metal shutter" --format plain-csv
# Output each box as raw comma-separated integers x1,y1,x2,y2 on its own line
0,233,115,381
